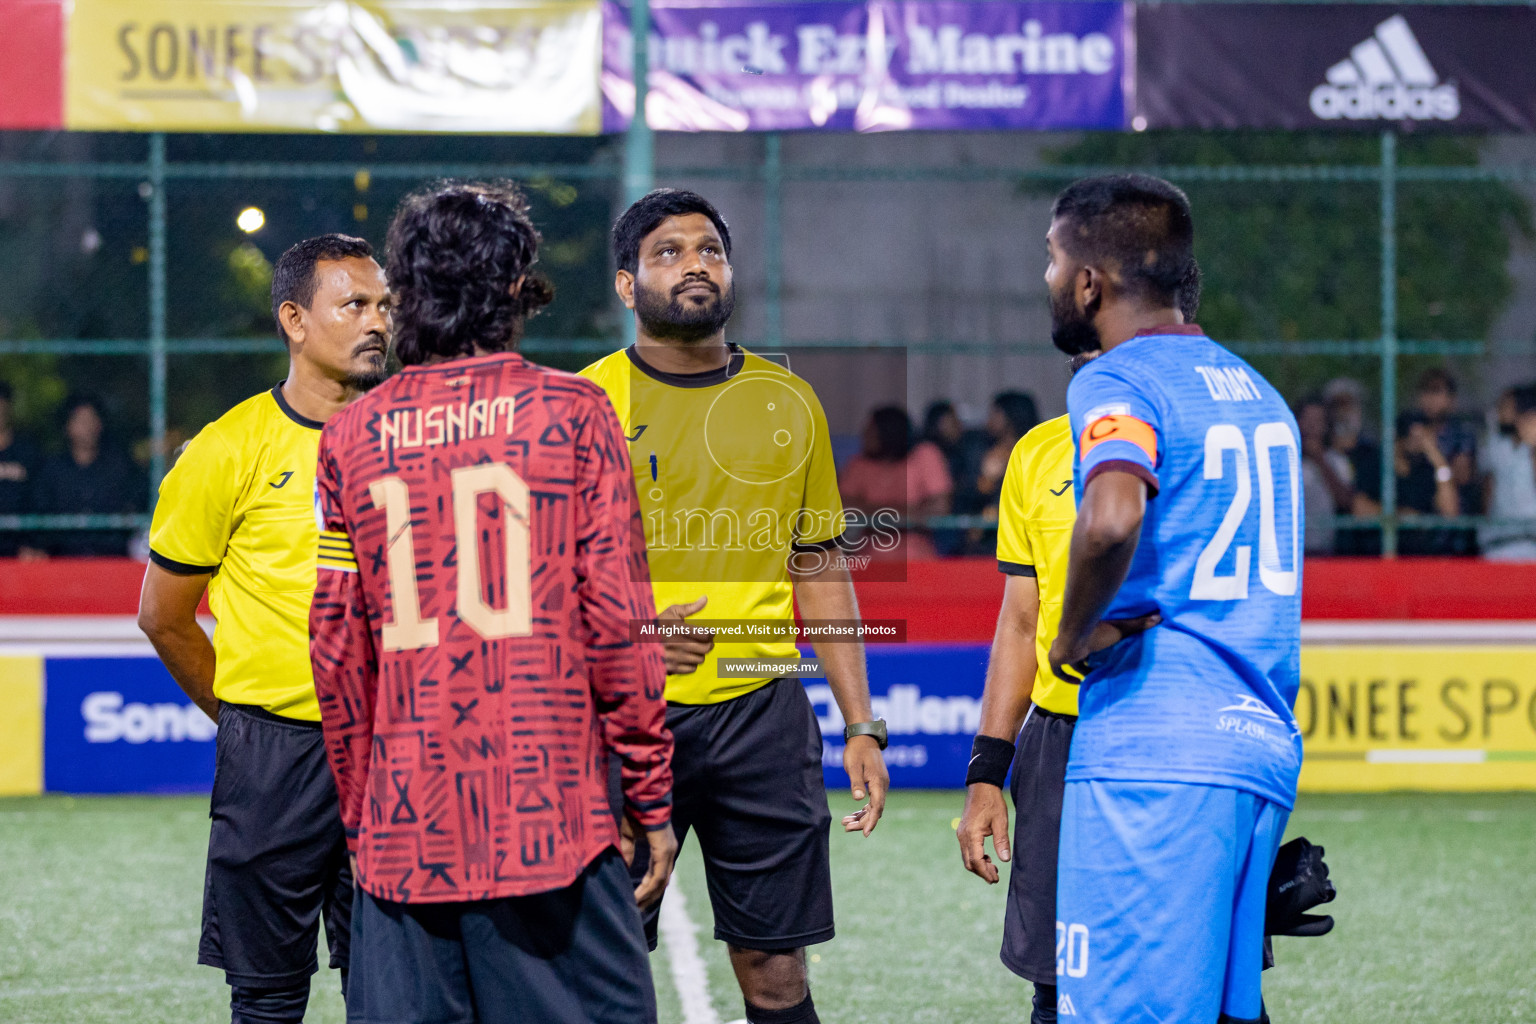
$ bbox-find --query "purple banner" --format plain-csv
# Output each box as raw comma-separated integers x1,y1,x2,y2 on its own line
603,0,1127,132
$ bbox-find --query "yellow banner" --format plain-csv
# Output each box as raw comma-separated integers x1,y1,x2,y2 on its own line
66,0,602,134
1299,646,1536,792
0,656,43,796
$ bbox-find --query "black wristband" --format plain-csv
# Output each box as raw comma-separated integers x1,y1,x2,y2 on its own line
966,734,1016,788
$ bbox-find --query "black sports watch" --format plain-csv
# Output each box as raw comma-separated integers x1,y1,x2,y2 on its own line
844,719,889,750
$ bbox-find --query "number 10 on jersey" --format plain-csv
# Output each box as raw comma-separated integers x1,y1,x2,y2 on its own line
1191,421,1301,601
369,464,534,651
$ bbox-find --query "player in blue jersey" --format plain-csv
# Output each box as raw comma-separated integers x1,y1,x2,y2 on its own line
1042,175,1304,1024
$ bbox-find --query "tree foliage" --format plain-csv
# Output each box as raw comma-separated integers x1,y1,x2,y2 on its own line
1037,132,1533,400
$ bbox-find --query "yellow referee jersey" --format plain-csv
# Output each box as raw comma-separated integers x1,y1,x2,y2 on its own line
995,414,1078,717
147,385,325,721
580,345,844,704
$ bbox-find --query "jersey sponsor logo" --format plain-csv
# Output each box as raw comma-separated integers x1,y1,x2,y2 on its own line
1194,365,1262,402
1084,402,1129,421
270,470,294,489
1309,15,1459,123
1217,693,1283,720
625,424,649,442
1050,479,1073,497
1057,994,1078,1016
81,691,217,744
1080,415,1157,462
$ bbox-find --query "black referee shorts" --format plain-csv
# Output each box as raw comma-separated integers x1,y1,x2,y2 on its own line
627,677,834,951
1001,704,1076,985
346,849,655,1024
199,702,352,989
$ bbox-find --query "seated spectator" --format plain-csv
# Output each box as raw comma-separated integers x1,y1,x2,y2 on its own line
1394,368,1477,555
1479,384,1536,561
1296,396,1357,555
32,395,144,557
1323,376,1383,555
976,391,1039,515
0,381,43,557
840,405,952,561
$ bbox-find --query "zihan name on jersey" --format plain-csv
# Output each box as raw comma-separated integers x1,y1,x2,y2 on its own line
1194,365,1262,402
377,397,515,453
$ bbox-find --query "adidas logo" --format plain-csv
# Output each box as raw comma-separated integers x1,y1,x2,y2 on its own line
1058,994,1079,1016
1309,15,1459,122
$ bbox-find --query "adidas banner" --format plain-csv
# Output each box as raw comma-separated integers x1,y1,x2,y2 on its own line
1135,5,1536,132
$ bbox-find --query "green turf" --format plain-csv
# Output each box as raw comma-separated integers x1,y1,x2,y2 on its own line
2,791,1533,1023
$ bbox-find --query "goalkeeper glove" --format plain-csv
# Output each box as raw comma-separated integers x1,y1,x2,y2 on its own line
1265,836,1336,938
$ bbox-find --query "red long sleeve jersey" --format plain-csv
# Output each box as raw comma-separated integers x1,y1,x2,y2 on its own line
309,353,671,904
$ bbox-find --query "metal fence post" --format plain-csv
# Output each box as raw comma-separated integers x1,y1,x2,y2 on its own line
764,132,783,348
621,0,654,347
147,133,168,510
1379,130,1398,557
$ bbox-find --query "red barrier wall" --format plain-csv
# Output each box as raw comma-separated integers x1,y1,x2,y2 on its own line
1,558,1532,637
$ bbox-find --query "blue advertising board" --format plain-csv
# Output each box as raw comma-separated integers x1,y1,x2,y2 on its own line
43,657,216,794
807,643,989,789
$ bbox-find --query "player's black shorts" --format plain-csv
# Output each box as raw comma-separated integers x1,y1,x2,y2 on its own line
627,676,834,951
1001,704,1076,985
199,702,352,989
346,848,655,1024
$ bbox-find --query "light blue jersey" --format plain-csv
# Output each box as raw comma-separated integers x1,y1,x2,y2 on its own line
1065,326,1304,809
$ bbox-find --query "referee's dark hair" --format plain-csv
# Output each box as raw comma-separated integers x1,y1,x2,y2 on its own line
1051,174,1196,309
270,234,374,347
385,180,553,367
612,188,732,275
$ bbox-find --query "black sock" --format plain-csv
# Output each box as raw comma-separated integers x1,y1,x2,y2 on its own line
1031,982,1058,1024
339,968,349,1001
229,982,310,1024
745,993,820,1024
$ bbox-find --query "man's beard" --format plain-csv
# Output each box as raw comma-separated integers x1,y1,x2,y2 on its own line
343,346,389,391
1050,284,1101,356
635,278,736,343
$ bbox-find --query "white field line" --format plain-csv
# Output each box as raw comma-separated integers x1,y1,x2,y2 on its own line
657,876,721,1024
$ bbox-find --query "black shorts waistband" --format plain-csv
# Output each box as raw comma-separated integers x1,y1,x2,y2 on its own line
221,701,324,729
1030,704,1078,723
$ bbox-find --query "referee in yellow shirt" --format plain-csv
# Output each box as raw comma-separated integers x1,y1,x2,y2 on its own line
137,235,390,1024
582,189,888,1024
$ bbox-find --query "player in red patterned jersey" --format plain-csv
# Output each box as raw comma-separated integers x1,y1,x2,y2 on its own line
309,180,676,1024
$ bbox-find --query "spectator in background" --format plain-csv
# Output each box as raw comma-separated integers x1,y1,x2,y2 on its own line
1479,384,1536,560
976,391,1039,516
33,395,143,556
1395,368,1478,555
924,399,989,512
1296,395,1357,555
0,381,44,558
1323,377,1384,555
840,405,952,560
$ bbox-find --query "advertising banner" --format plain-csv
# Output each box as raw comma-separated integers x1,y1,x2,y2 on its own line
812,643,1536,792
809,644,987,789
1298,646,1536,792
65,0,604,134
603,0,1127,132
1135,5,1536,132
0,656,44,795
0,0,64,129
43,657,216,794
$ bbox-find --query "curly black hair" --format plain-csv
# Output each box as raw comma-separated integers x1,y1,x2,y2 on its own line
385,180,554,366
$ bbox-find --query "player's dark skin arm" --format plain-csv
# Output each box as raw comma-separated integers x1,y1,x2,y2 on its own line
957,574,1039,884
1049,472,1160,678
137,563,219,721
791,556,889,837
